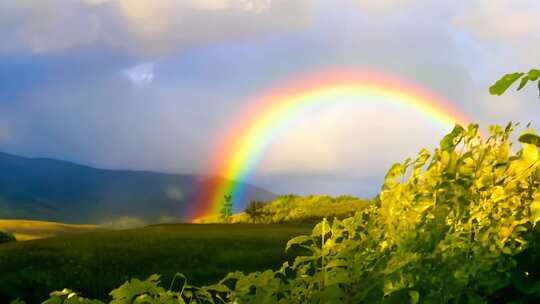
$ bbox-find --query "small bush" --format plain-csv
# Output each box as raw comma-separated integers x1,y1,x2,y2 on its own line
0,230,16,244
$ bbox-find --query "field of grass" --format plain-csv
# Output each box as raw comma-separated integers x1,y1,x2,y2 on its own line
0,219,99,241
0,223,311,303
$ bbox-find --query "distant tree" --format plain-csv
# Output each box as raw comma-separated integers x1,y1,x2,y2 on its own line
490,68,540,98
220,194,233,223
244,201,267,223
0,230,16,244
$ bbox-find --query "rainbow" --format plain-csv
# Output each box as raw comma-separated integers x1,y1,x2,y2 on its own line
188,68,471,221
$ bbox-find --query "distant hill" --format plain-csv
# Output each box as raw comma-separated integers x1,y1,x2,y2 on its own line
0,152,275,225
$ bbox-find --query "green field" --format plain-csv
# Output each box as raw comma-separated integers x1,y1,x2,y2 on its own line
0,223,312,303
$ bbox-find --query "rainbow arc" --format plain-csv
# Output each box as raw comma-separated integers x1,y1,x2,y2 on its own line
188,68,472,221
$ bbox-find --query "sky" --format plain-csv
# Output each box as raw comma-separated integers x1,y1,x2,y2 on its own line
1,0,539,198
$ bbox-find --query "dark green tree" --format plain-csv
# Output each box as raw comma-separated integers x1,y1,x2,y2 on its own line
220,194,233,222
0,230,16,244
244,201,267,223
490,68,540,98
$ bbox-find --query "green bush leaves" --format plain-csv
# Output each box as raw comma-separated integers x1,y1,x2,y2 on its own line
35,123,540,304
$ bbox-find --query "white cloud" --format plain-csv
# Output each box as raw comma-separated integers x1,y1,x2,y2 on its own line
5,1,102,53
451,0,540,68
351,0,410,12
123,62,155,85
452,0,540,41
1,0,312,55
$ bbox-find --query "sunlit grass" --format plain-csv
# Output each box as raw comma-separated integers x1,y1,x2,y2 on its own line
0,220,99,241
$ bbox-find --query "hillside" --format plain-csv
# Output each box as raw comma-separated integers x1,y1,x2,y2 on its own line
0,219,100,241
0,152,275,225
196,195,372,223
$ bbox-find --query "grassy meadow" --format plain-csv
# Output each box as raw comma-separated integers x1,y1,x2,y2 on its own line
0,223,311,303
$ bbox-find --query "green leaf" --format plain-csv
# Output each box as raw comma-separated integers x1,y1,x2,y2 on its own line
312,219,329,237
409,290,420,304
384,163,404,183
518,131,540,147
110,275,164,302
489,72,524,95
286,235,312,251
466,292,485,304
205,283,231,293
440,124,465,151
325,269,350,286
325,259,349,269
413,149,431,170
235,275,255,292
517,76,530,91
528,69,540,81
382,253,418,274
42,298,63,304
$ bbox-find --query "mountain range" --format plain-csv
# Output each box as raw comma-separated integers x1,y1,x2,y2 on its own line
0,152,274,225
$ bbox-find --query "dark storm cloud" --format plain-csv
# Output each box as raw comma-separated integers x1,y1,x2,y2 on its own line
0,47,135,102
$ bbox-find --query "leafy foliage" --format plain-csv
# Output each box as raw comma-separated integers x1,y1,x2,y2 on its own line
236,195,369,224
244,201,268,223
31,124,540,303
490,69,540,98
0,229,16,243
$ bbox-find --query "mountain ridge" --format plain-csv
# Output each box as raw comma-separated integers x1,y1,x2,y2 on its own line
0,152,275,224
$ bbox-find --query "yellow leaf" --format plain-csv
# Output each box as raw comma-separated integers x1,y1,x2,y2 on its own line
522,143,539,165
499,227,512,241
491,186,506,202
497,142,510,161
509,143,539,175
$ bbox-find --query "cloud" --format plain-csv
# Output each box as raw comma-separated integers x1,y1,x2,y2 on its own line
451,0,540,68
2,0,539,197
351,0,410,12
0,58,243,174
5,1,103,53
123,62,155,85
1,0,312,55
452,0,540,41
